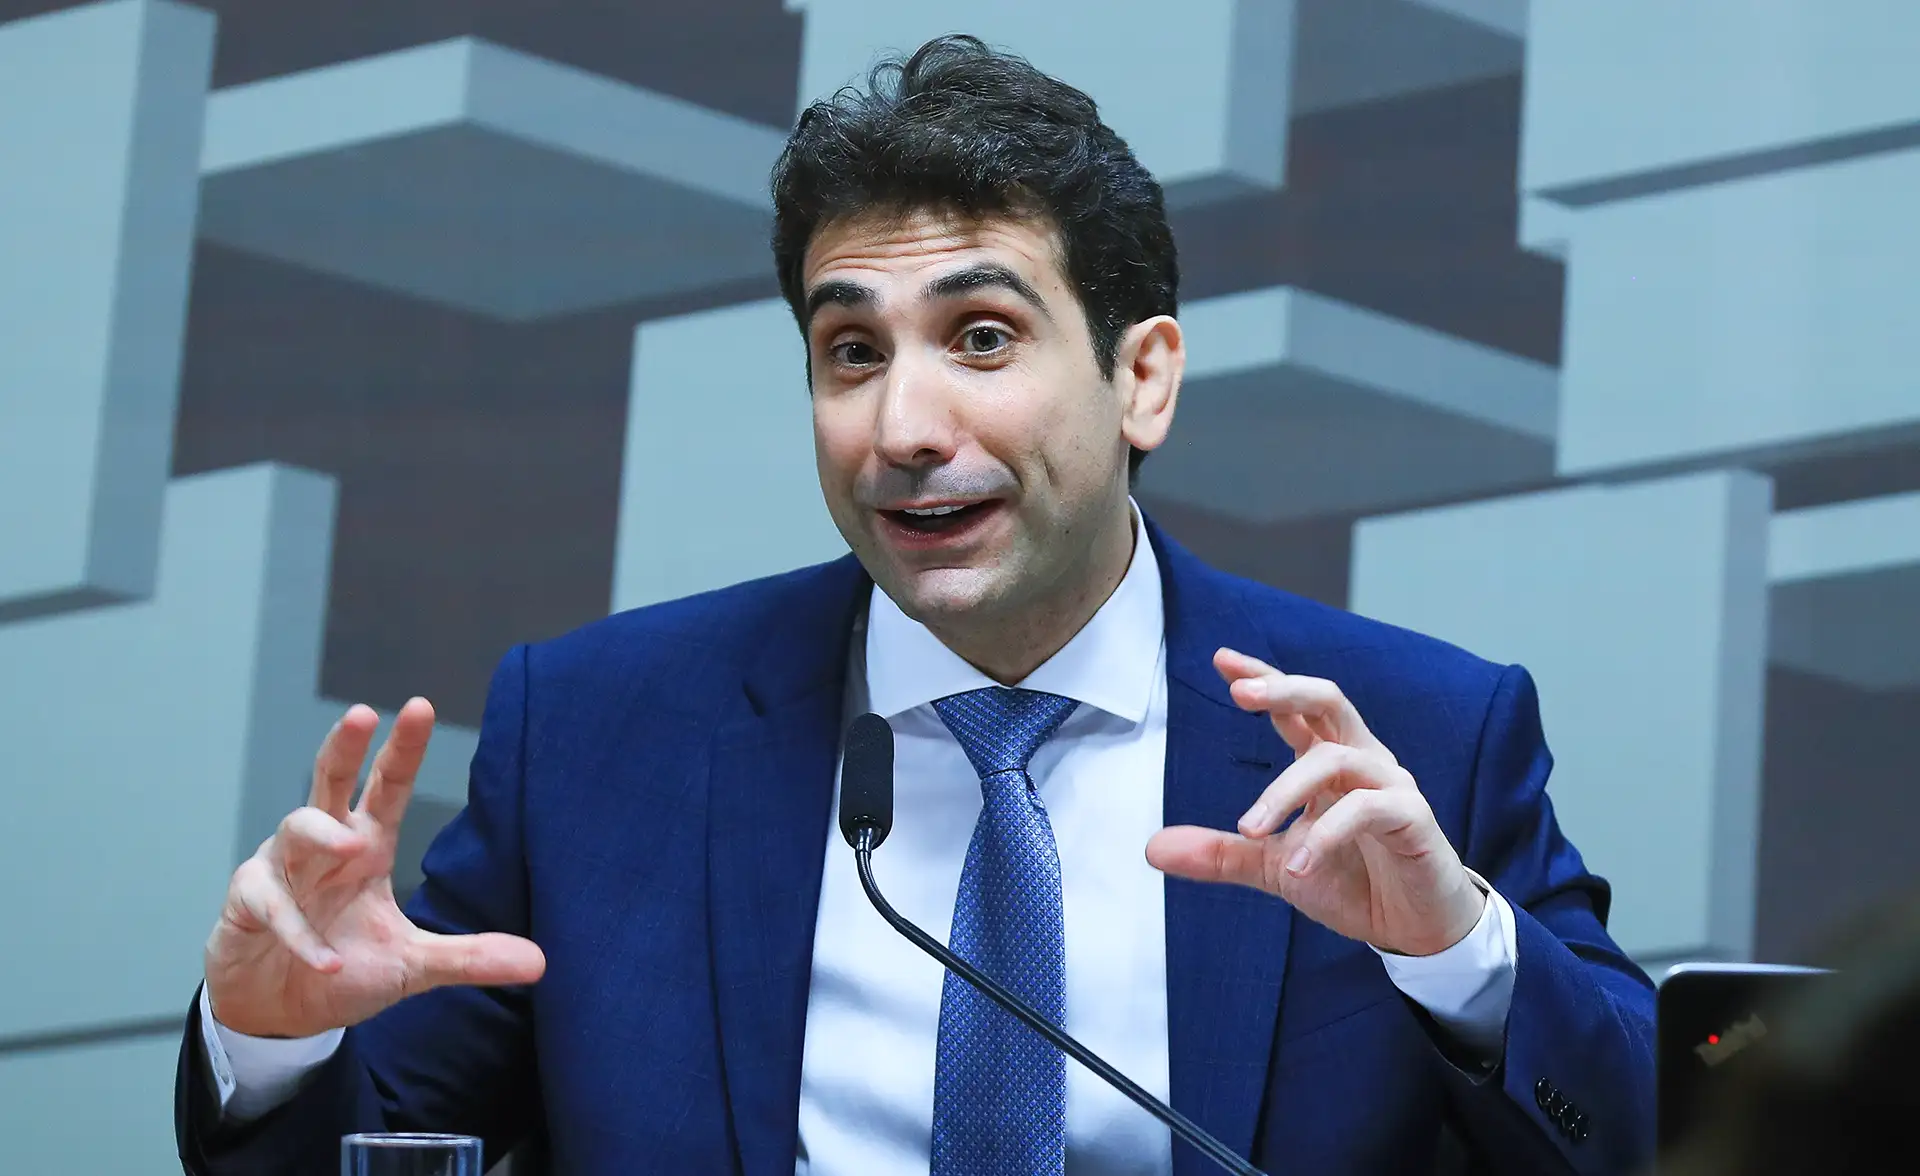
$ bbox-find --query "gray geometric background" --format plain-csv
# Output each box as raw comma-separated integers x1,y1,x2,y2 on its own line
4,1,1918,1169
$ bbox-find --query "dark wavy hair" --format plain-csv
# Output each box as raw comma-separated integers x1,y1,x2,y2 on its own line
770,35,1179,477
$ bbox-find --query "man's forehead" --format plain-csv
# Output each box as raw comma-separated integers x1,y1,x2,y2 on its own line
802,208,1066,293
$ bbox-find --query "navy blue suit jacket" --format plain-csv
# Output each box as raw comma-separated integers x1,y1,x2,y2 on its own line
176,521,1655,1175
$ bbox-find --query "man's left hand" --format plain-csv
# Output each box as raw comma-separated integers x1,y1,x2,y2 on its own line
1146,648,1486,957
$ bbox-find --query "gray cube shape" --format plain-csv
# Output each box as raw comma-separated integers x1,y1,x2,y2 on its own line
1770,490,1920,691
198,38,788,320
1140,287,1558,524
1351,471,1774,961
0,0,212,619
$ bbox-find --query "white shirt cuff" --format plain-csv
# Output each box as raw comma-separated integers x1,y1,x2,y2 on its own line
1371,870,1518,1063
198,984,345,1122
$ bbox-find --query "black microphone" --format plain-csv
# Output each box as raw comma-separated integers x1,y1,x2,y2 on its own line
840,712,1267,1176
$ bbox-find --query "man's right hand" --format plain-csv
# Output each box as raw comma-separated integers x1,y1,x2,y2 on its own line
204,698,547,1039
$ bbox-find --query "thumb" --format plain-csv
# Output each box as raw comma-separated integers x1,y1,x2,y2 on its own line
1145,825,1274,893
408,931,547,994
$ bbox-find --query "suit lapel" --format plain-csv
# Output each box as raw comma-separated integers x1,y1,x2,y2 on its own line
707,556,871,1176
1151,520,1296,1176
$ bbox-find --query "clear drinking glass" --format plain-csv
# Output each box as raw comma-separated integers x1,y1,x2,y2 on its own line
341,1133,483,1176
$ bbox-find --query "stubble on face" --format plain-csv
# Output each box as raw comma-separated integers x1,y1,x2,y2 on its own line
802,209,1137,681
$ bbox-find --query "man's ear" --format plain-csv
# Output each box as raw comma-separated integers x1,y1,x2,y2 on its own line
1114,315,1183,456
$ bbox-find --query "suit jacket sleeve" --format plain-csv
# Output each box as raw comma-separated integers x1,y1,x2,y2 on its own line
176,645,545,1176
1433,664,1657,1176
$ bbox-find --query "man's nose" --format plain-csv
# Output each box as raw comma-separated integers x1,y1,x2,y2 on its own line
873,349,958,468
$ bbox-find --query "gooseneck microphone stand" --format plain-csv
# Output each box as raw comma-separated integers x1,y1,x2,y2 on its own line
840,712,1266,1176
850,830,1265,1176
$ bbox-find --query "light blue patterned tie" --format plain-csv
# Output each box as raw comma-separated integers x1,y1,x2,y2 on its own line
929,686,1081,1176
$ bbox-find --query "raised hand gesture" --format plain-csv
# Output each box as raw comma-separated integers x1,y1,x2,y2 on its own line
204,699,546,1039
1147,649,1487,957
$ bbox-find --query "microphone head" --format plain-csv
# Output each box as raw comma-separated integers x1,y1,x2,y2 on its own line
840,712,896,849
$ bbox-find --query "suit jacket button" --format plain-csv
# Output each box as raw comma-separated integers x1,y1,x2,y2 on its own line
1571,1113,1590,1142
1534,1078,1553,1109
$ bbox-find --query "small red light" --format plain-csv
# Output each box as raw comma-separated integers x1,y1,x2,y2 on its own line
1707,1034,1719,1045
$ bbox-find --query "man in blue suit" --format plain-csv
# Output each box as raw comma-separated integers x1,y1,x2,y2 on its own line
177,35,1653,1176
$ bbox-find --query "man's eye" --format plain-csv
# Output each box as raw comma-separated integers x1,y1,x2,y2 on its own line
960,326,1010,354
831,341,880,367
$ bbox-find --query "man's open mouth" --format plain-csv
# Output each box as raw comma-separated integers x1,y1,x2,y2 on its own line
882,500,999,537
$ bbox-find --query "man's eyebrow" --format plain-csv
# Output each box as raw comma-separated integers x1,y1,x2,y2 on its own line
803,279,875,325
922,264,1053,321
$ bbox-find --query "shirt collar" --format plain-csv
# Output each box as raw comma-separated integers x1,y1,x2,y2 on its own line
864,500,1165,723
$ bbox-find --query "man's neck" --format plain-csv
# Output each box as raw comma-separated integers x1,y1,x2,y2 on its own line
926,504,1138,686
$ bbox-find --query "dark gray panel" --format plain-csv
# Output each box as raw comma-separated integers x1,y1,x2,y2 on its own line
1141,364,1554,522
1174,75,1564,365
173,242,774,724
1755,669,1920,961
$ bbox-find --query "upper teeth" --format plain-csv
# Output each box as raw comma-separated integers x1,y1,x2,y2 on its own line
904,504,967,516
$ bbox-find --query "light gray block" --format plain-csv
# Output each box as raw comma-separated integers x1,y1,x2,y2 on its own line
0,0,212,620
0,465,337,1038
1556,148,1920,477
1769,490,1920,690
1291,0,1522,117
198,38,788,320
1139,287,1558,523
787,0,1297,202
0,1034,180,1174
790,0,1523,202
1523,1,1920,204
612,299,847,611
1350,471,1773,959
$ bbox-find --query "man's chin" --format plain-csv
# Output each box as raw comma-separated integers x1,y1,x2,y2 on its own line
880,565,1009,625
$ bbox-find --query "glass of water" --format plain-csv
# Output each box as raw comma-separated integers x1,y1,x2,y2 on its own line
342,1133,483,1176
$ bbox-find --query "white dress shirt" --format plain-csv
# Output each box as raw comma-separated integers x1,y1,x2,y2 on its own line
204,506,1519,1173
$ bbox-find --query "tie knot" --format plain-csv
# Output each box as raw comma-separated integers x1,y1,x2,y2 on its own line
932,687,1080,781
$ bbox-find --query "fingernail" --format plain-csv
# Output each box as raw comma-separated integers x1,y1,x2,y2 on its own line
1241,679,1267,702
1285,846,1312,875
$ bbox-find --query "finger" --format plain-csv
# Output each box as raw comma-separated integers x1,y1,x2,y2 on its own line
1145,825,1274,891
406,931,547,995
1283,788,1428,878
357,697,435,828
1233,675,1361,750
273,806,367,857
268,807,369,881
232,860,341,972
1272,711,1317,751
1213,649,1351,737
1216,649,1381,754
1238,741,1407,838
1214,646,1280,681
310,705,379,819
